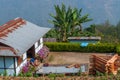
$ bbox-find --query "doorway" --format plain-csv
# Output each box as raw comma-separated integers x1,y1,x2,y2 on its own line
27,45,35,58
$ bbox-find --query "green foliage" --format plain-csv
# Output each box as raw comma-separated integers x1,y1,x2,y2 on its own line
29,65,35,72
96,71,105,76
116,45,120,55
48,73,56,80
56,74,64,77
44,28,58,38
48,73,64,80
33,74,39,77
13,73,17,77
18,64,35,77
116,21,120,40
3,70,8,76
44,42,116,53
18,72,24,77
25,72,33,77
18,72,33,77
0,73,2,76
84,24,96,34
95,20,119,43
77,68,82,76
49,3,92,42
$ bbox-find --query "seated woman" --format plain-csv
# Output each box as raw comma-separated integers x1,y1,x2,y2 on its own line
30,57,39,66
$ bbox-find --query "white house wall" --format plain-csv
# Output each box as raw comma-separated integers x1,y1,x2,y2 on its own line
16,59,27,75
16,52,27,75
35,38,43,53
35,42,38,49
23,52,27,60
40,38,43,43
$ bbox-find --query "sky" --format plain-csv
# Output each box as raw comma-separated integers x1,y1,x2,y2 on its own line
0,0,120,28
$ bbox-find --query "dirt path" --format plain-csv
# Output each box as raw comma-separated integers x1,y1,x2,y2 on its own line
46,52,107,64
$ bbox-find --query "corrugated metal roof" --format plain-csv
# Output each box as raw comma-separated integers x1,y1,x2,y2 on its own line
68,37,101,40
0,18,51,56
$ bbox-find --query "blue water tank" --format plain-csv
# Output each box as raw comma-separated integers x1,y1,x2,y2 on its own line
81,43,88,47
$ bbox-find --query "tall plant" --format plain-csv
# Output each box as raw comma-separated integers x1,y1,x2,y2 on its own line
49,3,92,42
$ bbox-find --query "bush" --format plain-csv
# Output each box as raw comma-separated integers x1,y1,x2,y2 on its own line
25,72,33,77
3,70,8,76
48,73,56,80
116,45,120,55
44,42,116,53
18,72,33,77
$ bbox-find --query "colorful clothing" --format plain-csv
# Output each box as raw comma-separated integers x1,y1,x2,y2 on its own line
30,58,35,63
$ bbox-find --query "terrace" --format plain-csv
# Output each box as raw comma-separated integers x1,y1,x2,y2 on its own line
35,63,88,75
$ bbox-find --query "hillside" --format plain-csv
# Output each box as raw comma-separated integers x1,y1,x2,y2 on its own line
0,0,120,27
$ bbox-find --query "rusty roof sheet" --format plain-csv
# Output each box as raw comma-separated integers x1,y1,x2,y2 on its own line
0,46,16,56
0,18,51,56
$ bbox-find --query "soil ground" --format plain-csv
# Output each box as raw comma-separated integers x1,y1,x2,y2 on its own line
46,52,107,65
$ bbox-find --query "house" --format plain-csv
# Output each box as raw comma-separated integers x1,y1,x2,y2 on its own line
0,18,51,76
68,37,101,46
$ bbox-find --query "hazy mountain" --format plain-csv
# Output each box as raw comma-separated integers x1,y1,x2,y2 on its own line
0,0,120,28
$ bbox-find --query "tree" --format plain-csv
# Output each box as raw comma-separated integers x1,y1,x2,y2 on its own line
43,28,57,38
49,3,92,42
84,24,96,34
116,20,120,40
95,20,118,43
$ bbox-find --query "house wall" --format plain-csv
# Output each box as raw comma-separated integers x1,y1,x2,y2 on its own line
0,38,43,76
15,38,43,75
0,52,27,76
16,52,27,75
35,38,43,53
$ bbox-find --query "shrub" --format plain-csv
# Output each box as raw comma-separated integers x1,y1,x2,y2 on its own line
48,73,56,80
25,72,33,77
19,61,35,77
44,42,116,53
3,70,8,76
22,62,30,73
56,74,64,77
18,72,24,77
116,45,120,55
37,46,49,62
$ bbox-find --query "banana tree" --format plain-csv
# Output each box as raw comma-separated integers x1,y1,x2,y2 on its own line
49,3,92,42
